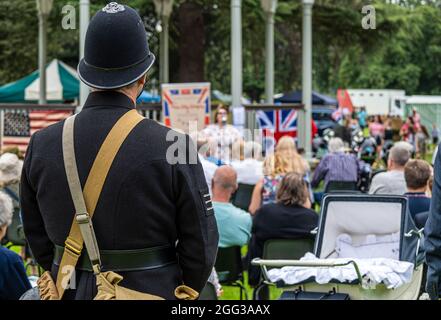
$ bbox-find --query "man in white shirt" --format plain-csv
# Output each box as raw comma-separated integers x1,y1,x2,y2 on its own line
196,138,219,194
231,141,263,185
369,143,411,195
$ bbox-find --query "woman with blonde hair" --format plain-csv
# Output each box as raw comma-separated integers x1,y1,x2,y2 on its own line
248,137,310,215
231,141,263,185
231,139,245,162
275,136,309,174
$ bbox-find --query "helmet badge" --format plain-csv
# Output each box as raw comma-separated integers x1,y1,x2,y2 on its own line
102,2,125,14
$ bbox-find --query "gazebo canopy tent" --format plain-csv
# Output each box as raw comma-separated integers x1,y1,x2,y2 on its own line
406,95,441,130
0,59,79,103
0,59,161,104
212,89,251,105
137,91,161,104
0,59,160,153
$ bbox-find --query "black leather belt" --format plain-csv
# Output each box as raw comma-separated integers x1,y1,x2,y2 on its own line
53,244,177,272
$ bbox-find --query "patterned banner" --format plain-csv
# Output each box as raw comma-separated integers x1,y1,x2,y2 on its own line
161,83,211,133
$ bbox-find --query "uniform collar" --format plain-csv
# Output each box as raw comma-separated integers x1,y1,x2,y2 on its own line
405,192,427,197
83,91,135,110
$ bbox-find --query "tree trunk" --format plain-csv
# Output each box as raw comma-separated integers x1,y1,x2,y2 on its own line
177,1,205,82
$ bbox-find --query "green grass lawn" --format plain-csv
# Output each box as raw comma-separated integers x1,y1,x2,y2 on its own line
217,246,283,300
219,272,283,300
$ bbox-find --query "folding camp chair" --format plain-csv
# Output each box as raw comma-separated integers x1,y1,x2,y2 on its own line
253,238,314,300
231,184,255,212
215,246,248,300
324,181,359,194
314,181,360,209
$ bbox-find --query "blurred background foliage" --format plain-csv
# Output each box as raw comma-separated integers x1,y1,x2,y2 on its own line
1,0,441,101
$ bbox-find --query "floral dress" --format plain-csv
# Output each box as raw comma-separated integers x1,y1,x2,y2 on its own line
262,174,284,205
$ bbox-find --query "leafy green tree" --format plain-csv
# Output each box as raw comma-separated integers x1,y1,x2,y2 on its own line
1,0,441,100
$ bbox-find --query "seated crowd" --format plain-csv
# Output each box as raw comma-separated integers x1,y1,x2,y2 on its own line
249,136,310,215
194,120,434,298
0,106,436,300
0,152,32,300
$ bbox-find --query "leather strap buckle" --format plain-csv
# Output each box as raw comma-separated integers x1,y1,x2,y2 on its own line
92,264,101,275
64,238,82,257
75,212,102,271
75,212,90,225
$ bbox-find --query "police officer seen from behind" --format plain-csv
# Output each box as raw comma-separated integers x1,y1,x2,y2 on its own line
21,3,218,300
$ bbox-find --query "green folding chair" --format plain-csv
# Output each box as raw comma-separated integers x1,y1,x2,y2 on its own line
215,246,248,300
253,238,315,300
324,181,359,194
231,183,255,212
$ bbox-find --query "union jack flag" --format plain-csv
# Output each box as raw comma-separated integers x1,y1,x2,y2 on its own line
257,109,298,151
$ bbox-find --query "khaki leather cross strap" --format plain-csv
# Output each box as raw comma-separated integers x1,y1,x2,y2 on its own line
56,109,144,298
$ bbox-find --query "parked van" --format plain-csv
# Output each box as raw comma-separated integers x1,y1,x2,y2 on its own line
338,89,406,117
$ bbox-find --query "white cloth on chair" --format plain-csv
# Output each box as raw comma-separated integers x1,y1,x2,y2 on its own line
267,253,414,289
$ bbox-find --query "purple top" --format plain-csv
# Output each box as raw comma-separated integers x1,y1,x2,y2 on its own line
311,152,362,189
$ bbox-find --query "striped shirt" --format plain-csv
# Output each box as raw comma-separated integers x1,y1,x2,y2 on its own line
311,152,362,189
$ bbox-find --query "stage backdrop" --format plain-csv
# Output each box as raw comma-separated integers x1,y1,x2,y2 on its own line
161,83,211,133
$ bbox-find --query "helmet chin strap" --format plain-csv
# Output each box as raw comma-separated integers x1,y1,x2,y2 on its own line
136,74,148,102
113,75,147,106
136,81,146,101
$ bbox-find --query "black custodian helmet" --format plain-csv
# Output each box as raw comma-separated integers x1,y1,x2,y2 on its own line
78,2,155,90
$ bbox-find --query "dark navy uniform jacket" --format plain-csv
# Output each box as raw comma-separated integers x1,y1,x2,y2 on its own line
20,91,219,300
425,144,441,299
